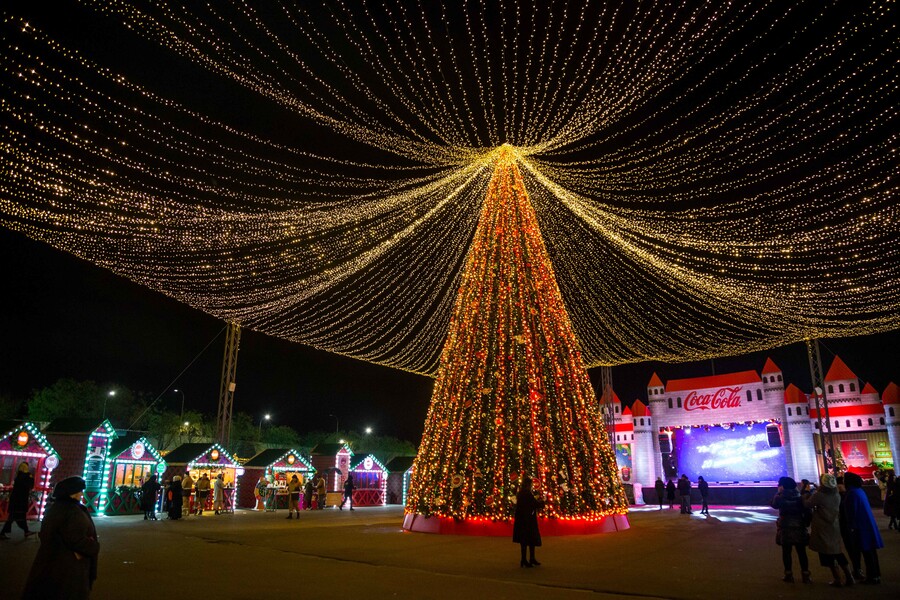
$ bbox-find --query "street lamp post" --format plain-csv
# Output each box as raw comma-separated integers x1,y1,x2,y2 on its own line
258,413,271,437
174,388,186,420
329,414,339,434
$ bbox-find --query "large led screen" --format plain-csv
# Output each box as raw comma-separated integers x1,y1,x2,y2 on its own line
671,424,787,483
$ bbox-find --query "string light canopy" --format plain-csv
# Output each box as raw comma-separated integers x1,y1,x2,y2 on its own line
0,1,897,375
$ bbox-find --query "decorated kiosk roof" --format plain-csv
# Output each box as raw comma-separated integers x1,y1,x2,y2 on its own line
108,433,165,464
0,421,58,457
44,418,117,436
310,443,353,457
385,456,415,474
350,453,390,472
164,443,236,466
244,448,313,470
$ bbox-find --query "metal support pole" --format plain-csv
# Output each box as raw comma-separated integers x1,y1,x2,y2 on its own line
216,322,241,449
600,366,615,448
805,338,837,475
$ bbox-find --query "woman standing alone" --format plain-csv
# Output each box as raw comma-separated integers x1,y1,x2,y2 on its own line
512,476,545,568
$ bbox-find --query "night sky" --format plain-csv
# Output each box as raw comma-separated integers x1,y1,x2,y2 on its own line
1,1,898,444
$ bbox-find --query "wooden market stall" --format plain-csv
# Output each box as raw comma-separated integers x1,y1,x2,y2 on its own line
310,442,353,495
104,433,166,515
162,443,241,513
347,453,389,507
0,421,60,522
385,456,415,506
240,448,315,509
43,418,118,514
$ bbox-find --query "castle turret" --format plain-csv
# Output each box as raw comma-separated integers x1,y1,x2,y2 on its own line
761,358,785,403
647,372,667,422
824,356,862,405
883,383,900,471
630,400,659,486
783,384,818,482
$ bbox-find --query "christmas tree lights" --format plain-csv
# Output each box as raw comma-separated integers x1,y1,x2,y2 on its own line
406,146,628,522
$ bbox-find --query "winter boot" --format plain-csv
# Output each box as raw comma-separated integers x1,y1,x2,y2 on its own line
782,571,794,583
840,564,854,586
828,565,843,587
801,571,812,584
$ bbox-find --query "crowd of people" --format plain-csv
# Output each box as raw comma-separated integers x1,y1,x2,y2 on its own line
653,474,710,515
772,473,885,585
154,472,228,520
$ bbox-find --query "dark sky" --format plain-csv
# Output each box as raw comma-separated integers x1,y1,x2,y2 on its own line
3,226,897,445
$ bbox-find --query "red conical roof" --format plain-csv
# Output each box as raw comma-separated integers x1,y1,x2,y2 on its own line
762,358,781,374
648,373,664,388
883,382,899,405
631,400,651,417
621,406,632,416
784,383,808,404
824,356,857,382
861,382,878,395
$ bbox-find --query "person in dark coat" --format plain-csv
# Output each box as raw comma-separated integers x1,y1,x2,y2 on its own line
140,474,161,521
21,476,99,599
167,476,183,520
512,476,545,568
698,476,710,516
885,472,898,530
665,479,676,509
303,477,314,510
1,461,35,539
677,474,692,514
772,476,811,583
654,478,665,510
837,476,863,581
843,472,883,584
339,474,355,511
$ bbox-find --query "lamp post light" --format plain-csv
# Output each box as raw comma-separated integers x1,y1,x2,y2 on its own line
365,426,373,435
258,413,271,437
174,388,186,420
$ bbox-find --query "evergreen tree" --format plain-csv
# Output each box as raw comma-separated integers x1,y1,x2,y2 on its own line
406,147,627,521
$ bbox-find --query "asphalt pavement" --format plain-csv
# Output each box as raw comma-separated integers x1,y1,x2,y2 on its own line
2,504,898,599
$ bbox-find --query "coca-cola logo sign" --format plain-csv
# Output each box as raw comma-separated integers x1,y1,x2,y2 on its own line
684,387,743,411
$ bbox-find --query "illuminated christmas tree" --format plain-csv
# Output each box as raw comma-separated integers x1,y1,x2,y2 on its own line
406,146,628,526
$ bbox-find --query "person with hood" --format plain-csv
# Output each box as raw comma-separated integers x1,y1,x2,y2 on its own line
181,471,195,515
665,479,676,509
804,473,854,586
195,473,211,515
772,476,812,583
167,475,183,520
885,472,898,530
512,476,545,568
212,473,225,514
139,474,161,521
1,461,35,540
654,478,665,510
21,476,99,599
286,475,301,519
698,476,710,516
843,471,883,584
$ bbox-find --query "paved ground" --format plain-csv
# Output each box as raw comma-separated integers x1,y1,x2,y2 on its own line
2,504,898,599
